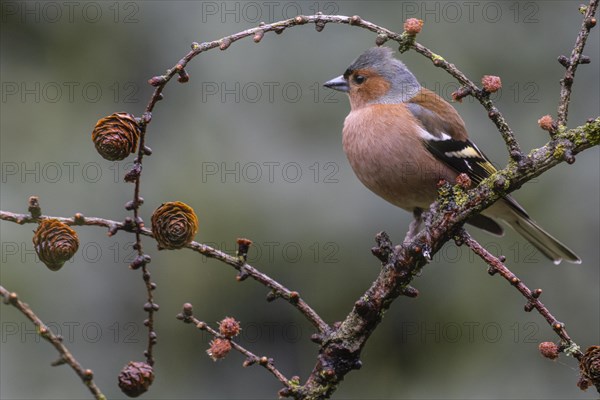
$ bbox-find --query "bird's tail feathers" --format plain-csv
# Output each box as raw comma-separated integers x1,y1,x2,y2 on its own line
506,209,581,265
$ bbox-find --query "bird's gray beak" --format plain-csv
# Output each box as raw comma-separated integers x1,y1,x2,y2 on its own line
323,75,349,93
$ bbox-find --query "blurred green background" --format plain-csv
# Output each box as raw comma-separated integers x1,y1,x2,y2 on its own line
1,1,598,399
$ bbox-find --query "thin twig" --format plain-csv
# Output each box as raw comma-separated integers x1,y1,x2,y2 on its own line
188,241,329,334
177,306,290,389
0,210,329,334
134,14,522,162
125,89,157,369
557,0,599,126
411,42,523,161
459,230,582,359
0,285,106,400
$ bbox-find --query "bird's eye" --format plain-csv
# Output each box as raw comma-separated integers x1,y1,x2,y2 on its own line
353,74,366,84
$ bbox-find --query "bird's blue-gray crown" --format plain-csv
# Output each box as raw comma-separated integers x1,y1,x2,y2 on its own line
347,47,421,103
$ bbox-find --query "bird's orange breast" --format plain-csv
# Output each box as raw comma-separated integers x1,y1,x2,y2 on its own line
342,103,457,211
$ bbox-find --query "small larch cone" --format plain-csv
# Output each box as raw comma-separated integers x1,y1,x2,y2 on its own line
92,112,140,161
219,317,241,338
118,361,154,398
403,18,423,35
151,201,198,249
33,219,79,271
207,338,232,361
578,345,600,391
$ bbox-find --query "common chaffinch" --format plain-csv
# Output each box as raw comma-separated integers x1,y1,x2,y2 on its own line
324,47,580,264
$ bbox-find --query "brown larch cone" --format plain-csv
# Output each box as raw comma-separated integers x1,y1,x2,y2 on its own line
118,361,154,397
578,345,600,391
92,112,140,161
219,317,241,338
33,219,79,271
151,201,198,249
207,338,232,361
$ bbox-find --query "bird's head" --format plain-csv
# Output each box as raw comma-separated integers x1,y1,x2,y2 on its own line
324,47,421,109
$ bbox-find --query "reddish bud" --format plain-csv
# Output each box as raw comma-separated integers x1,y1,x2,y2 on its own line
219,317,241,338
539,342,559,360
455,173,472,189
73,213,85,224
207,338,232,361
253,31,264,43
289,291,300,303
553,322,564,331
537,115,555,132
481,75,502,93
403,18,423,34
236,238,253,261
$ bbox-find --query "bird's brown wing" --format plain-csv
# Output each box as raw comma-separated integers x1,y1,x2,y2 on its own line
405,100,531,234
423,137,497,186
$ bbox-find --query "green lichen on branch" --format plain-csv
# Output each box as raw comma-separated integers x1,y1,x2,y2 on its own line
484,118,598,200
431,53,445,63
579,117,600,145
423,117,599,261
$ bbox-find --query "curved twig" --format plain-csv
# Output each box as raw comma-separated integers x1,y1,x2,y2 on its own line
459,230,582,359
0,285,106,400
0,209,329,335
